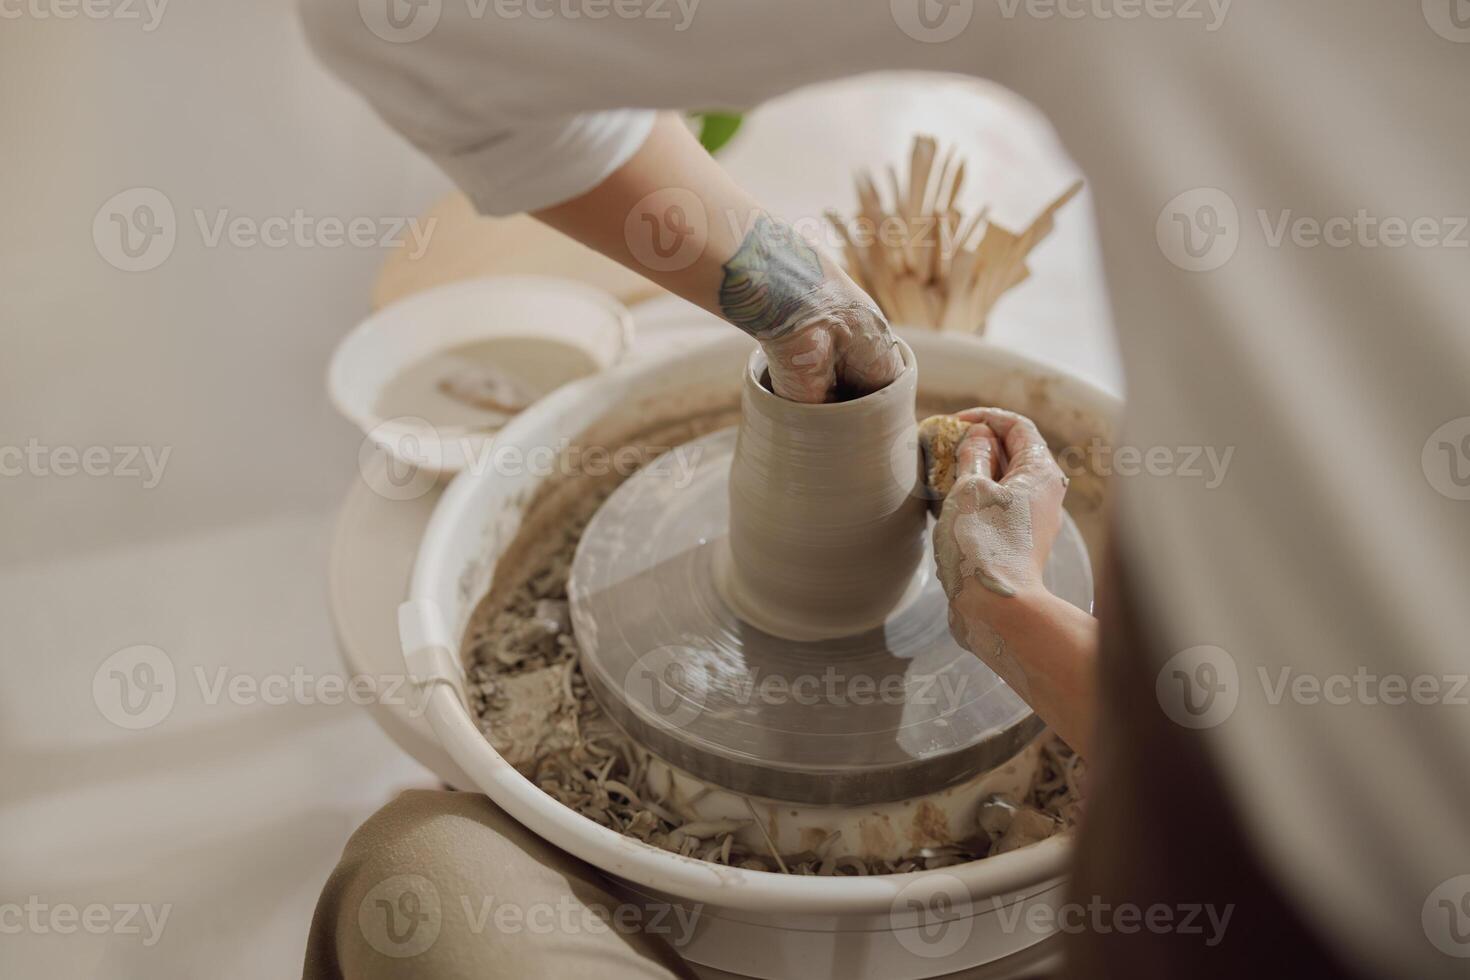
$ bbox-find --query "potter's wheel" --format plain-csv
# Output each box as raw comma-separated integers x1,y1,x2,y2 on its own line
569,427,1093,806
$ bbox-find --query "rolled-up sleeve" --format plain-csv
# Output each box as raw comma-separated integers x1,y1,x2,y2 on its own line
299,0,657,214
419,109,655,216
297,0,982,215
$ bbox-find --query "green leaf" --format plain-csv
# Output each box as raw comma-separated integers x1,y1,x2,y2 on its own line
692,111,744,155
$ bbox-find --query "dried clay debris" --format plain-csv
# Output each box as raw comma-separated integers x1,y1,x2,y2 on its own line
463,485,1083,876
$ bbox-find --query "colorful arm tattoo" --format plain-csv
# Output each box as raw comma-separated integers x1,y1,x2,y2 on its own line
718,214,823,339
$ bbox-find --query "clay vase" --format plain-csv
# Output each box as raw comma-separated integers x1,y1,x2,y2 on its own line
719,340,926,641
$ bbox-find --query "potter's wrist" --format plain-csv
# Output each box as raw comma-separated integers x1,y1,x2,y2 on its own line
717,213,833,342
955,582,1098,756
759,275,873,341
958,581,1057,643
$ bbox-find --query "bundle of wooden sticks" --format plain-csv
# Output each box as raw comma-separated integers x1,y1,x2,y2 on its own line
826,135,1082,334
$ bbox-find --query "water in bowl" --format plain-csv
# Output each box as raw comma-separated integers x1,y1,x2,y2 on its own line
376,335,602,431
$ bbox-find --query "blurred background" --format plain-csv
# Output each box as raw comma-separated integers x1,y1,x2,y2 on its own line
2,4,446,976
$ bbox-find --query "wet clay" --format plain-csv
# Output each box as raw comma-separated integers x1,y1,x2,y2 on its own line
935,482,1033,599
720,341,927,640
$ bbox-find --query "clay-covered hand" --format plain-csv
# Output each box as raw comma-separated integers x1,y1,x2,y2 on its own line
932,408,1069,611
930,409,1097,751
756,273,902,403
718,214,901,403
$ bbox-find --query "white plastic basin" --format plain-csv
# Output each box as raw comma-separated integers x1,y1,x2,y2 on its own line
398,331,1120,979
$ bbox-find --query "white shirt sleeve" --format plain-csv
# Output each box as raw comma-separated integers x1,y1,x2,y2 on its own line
298,0,993,214
300,5,661,213
428,110,657,216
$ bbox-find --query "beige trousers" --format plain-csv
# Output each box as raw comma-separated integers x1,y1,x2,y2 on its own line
303,790,697,979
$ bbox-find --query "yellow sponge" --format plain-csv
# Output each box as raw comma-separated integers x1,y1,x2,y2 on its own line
917,414,973,511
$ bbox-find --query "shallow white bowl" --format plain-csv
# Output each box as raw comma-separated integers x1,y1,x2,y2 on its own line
328,275,634,475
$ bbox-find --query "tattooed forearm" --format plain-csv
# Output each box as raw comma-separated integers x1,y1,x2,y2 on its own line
718,214,824,338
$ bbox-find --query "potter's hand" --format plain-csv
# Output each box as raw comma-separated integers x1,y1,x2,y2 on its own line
932,408,1068,608
929,408,1096,757
751,266,903,404
534,116,900,402
717,214,901,403
533,115,900,403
